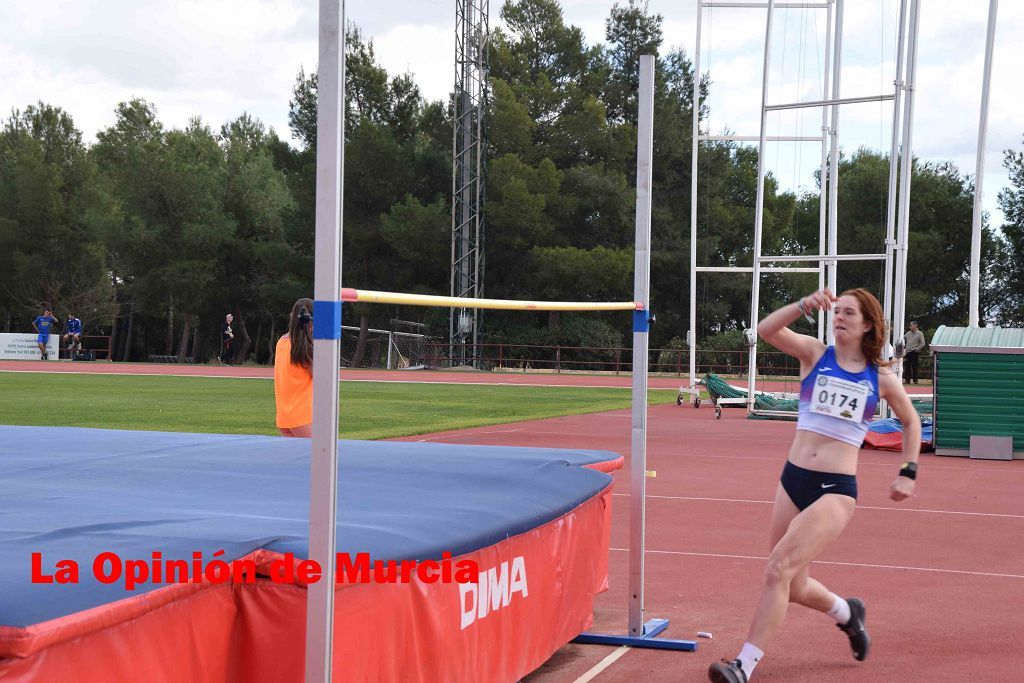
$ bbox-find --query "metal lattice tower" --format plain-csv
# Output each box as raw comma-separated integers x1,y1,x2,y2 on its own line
450,0,489,366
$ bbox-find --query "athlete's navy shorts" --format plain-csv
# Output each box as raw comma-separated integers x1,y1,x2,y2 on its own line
36,333,49,345
780,461,857,511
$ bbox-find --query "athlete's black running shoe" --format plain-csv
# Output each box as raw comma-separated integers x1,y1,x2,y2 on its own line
708,659,748,683
837,597,870,661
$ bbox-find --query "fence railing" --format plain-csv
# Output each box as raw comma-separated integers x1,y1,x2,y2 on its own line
61,335,112,360
418,343,803,377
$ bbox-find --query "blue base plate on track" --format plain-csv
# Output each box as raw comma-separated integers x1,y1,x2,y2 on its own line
573,618,698,651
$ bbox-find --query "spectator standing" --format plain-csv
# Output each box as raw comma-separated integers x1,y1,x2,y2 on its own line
220,313,235,365
902,321,927,384
32,308,59,361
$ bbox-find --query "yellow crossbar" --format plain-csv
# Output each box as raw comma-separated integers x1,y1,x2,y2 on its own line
340,288,641,312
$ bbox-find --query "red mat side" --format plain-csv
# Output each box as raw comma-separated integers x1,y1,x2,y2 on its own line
0,487,613,683
233,486,613,683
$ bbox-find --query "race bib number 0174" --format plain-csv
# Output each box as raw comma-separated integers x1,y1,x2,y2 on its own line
811,375,869,423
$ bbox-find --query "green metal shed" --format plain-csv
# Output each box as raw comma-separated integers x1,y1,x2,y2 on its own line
930,326,1024,459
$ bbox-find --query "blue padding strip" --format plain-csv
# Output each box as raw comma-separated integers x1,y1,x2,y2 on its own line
633,309,649,333
312,300,342,340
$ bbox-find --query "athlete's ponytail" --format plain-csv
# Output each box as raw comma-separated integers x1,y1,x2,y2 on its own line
288,298,314,371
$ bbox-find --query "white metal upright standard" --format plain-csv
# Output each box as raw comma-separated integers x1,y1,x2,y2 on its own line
969,0,999,328
629,54,655,638
305,0,345,680
575,55,694,653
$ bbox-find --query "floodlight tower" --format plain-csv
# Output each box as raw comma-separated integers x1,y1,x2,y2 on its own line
450,0,489,366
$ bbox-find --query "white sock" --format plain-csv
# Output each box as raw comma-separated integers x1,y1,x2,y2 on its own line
827,594,851,624
737,642,764,678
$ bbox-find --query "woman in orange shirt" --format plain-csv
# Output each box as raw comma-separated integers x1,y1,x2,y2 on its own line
274,298,314,437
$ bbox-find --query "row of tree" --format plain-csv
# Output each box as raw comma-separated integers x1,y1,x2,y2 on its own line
1,0,1021,365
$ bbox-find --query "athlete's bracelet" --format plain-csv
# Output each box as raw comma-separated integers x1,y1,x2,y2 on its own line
797,298,815,324
898,462,918,480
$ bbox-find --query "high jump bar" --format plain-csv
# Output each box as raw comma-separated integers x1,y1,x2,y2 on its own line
341,287,643,311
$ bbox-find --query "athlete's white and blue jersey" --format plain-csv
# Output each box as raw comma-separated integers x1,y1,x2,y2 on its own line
796,346,880,448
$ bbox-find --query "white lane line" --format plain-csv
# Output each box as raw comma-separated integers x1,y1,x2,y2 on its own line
609,547,1024,580
571,645,631,683
611,493,1024,519
415,428,525,442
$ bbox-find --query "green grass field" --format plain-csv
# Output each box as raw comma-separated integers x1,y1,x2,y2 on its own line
0,373,676,440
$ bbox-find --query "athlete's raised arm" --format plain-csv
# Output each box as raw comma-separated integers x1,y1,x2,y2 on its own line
757,289,834,370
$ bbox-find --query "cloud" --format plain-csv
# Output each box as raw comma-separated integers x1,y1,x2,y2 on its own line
372,23,453,104
0,0,317,144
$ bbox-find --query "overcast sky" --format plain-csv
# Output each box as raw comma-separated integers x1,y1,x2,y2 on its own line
2,0,1021,227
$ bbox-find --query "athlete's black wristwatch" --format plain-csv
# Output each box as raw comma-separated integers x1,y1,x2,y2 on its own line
898,462,918,480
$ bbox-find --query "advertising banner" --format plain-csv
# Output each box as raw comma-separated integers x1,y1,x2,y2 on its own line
0,333,59,361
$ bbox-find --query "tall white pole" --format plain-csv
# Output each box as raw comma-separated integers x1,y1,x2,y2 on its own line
969,0,999,327
825,0,844,344
880,0,908,417
748,0,775,406
883,0,908,339
894,0,921,350
688,0,703,394
628,54,655,637
817,0,834,341
305,0,345,680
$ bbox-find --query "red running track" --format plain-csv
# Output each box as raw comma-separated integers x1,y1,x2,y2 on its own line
0,361,935,395
3,360,961,681
398,405,1023,682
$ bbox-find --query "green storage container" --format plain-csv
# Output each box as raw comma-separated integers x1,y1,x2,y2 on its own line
930,326,1024,458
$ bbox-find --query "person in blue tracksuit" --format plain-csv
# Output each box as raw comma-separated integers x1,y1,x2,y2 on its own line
64,313,83,358
32,308,59,361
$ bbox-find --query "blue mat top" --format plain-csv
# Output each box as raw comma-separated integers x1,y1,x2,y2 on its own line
869,416,934,441
0,426,620,628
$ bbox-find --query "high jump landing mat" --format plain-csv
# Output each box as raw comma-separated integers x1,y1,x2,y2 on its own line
0,426,622,682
